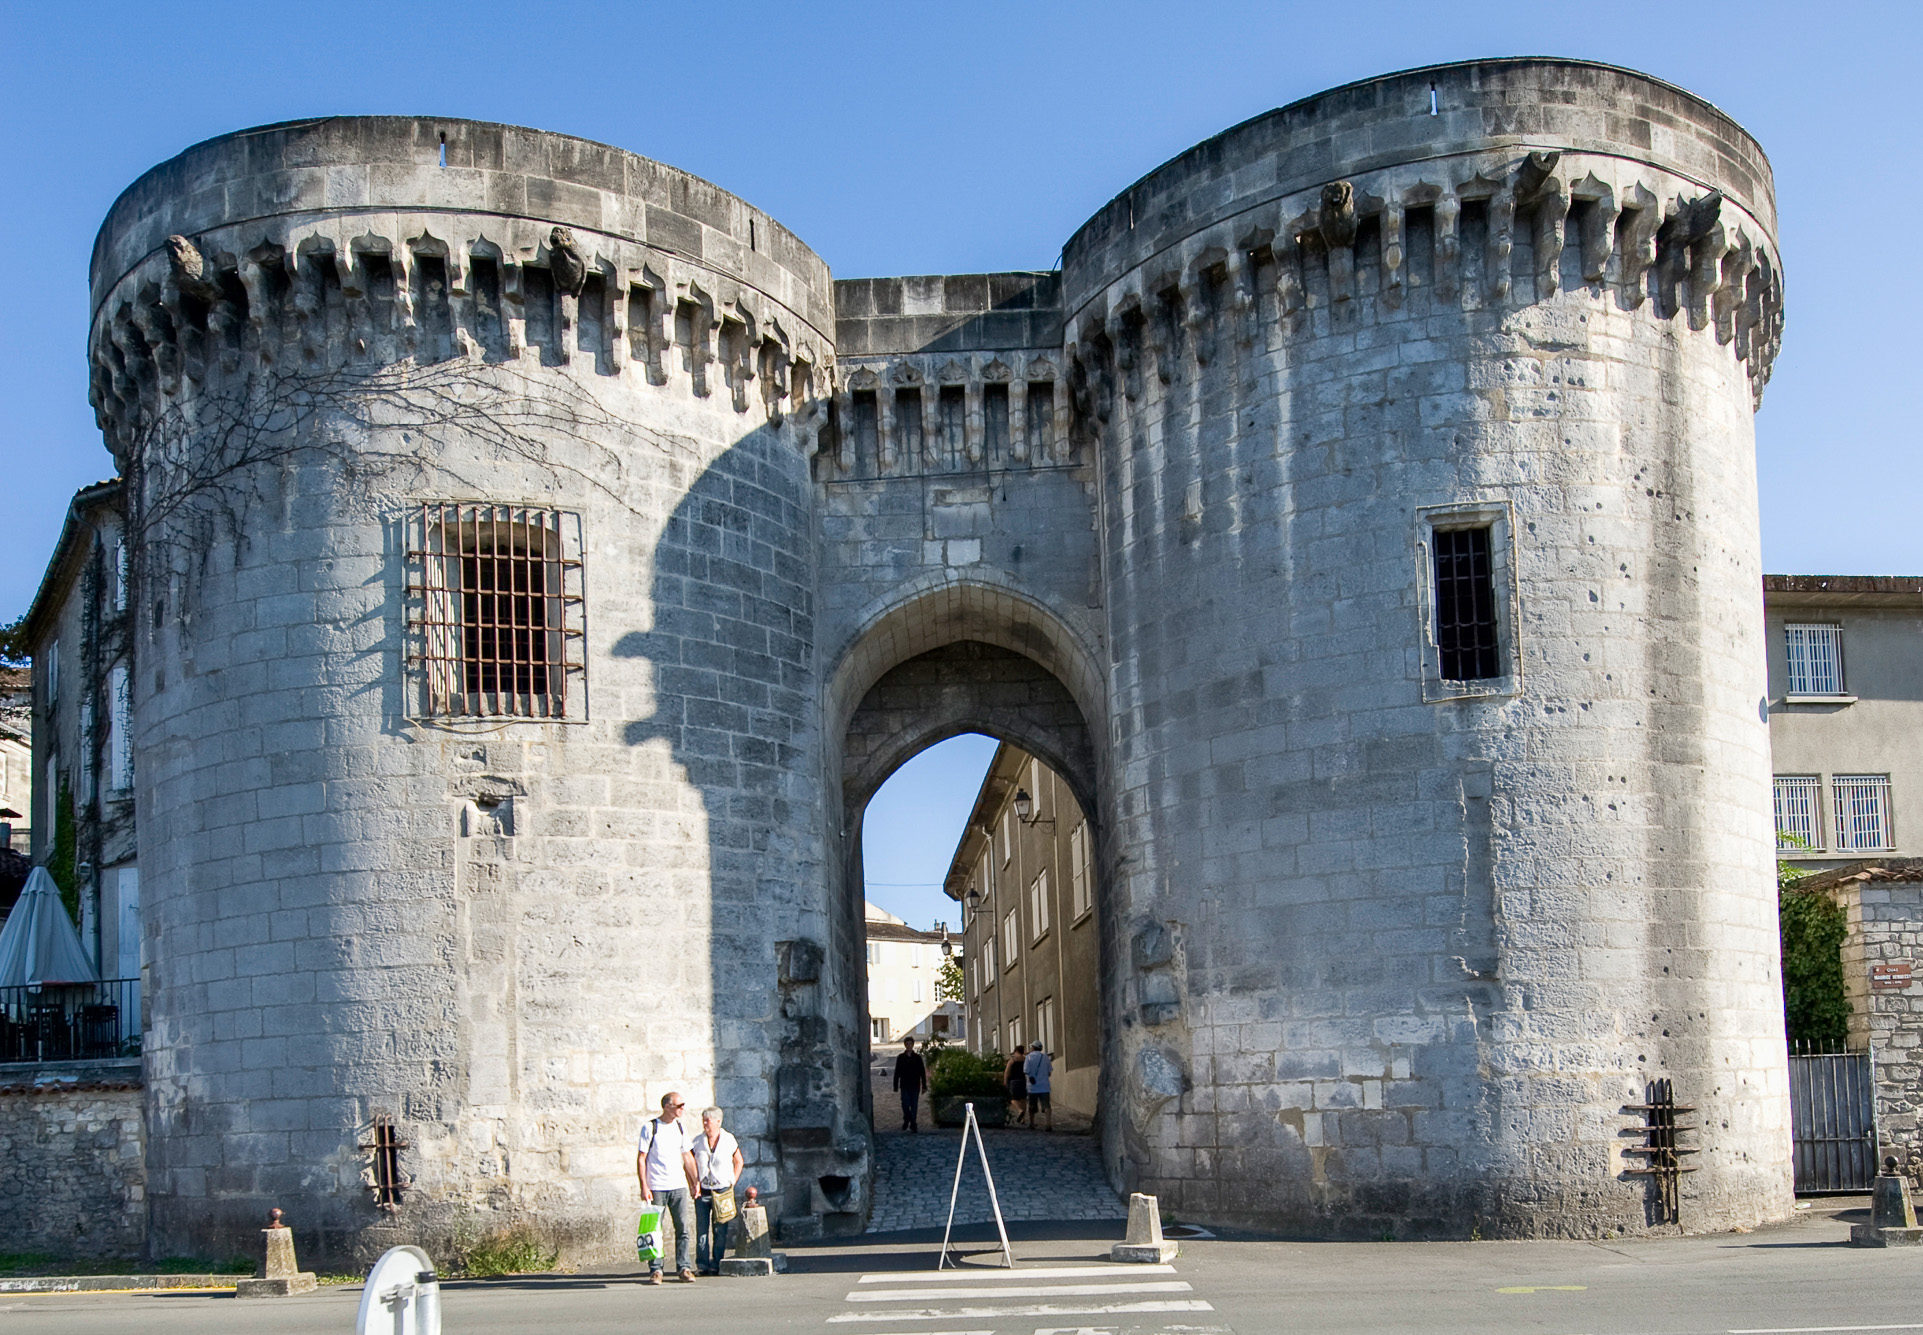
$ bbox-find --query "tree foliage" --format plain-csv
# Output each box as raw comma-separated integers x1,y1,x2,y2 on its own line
935,956,964,1005
0,614,28,666
1779,858,1851,1051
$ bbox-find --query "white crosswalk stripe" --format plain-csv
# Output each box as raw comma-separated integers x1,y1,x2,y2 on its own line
857,1265,1178,1284
828,1263,1225,1334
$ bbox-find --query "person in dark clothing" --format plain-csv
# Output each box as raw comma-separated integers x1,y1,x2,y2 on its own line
893,1037,929,1132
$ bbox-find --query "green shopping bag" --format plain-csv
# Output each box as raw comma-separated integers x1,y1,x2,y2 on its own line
636,1203,665,1263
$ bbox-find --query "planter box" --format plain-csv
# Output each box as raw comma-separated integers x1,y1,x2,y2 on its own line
932,1095,1007,1128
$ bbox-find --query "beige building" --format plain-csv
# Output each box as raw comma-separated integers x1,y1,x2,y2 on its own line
1766,577,1923,871
862,902,961,1044
943,744,1100,1120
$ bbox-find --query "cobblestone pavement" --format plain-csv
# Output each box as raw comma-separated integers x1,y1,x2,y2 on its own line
865,1119,1127,1234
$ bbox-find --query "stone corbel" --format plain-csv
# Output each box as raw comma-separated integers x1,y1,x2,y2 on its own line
1223,248,1256,344
964,375,985,466
1143,271,1181,381
1716,233,1756,349
1181,250,1223,365
1433,194,1461,301
919,366,943,469
1687,220,1730,333
1486,188,1515,304
1568,174,1618,284
1270,231,1305,318
129,285,180,397
1106,296,1142,402
1008,375,1029,465
833,385,855,471
877,373,898,471
1616,183,1660,308
1513,152,1566,300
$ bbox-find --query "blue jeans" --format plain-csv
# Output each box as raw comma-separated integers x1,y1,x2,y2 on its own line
696,1191,733,1271
900,1088,921,1129
648,1187,694,1274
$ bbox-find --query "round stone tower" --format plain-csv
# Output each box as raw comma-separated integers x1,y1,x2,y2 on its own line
1064,58,1788,1236
88,118,840,1264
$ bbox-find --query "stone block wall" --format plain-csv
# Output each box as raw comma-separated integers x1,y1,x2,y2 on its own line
1836,874,1923,1177
0,1070,145,1259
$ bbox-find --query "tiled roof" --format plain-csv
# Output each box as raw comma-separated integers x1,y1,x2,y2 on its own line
1793,859,1923,892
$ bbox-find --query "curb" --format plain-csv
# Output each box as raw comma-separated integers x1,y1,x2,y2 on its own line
0,1275,239,1293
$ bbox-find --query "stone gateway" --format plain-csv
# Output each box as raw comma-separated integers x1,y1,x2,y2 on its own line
76,58,1789,1264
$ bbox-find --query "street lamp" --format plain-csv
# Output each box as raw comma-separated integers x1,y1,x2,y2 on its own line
1013,788,1054,829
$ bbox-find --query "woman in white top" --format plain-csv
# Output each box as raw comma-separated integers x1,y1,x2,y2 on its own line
693,1106,744,1274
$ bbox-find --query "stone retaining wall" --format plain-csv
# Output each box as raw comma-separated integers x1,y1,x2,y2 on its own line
0,1067,145,1258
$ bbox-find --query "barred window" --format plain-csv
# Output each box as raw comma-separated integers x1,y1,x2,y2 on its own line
409,504,586,719
1833,775,1893,853
1773,775,1822,851
1785,624,1844,695
1433,525,1501,681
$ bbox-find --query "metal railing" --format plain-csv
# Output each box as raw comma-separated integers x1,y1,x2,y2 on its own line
0,978,142,1064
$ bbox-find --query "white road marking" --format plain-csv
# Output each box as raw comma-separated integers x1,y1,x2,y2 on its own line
848,1282,1193,1302
827,1300,1216,1323
858,1265,1178,1284
1731,1327,1923,1334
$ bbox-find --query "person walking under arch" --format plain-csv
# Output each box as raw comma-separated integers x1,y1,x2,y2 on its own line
1023,1042,1054,1132
893,1036,929,1133
1003,1049,1028,1127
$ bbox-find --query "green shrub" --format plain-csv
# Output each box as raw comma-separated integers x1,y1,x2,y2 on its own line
458,1224,557,1277
930,1048,1007,1098
1780,879,1850,1051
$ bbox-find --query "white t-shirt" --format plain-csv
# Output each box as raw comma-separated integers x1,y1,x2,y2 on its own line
1023,1049,1053,1094
636,1116,695,1192
692,1128,740,1190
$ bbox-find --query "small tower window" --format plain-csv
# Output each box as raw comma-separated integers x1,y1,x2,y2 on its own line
1433,525,1501,680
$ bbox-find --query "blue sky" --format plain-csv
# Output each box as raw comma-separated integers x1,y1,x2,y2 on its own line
4,1,1914,927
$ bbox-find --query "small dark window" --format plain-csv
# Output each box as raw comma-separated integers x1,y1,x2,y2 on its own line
1434,526,1501,680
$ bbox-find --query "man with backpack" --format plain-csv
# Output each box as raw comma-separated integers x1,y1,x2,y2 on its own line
636,1091,701,1283
1023,1042,1054,1131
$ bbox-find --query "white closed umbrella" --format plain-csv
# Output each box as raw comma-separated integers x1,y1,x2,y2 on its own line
0,867,98,987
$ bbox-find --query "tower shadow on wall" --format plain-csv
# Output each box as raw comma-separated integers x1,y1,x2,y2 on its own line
611,416,865,1237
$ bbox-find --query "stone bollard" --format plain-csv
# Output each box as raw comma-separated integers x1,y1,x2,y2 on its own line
236,1208,320,1296
1852,1158,1923,1247
1111,1192,1179,1263
720,1186,787,1276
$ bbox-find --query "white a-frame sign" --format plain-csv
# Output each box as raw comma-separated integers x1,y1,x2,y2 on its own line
938,1101,1015,1269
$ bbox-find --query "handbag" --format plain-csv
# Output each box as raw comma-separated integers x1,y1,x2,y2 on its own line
712,1186,737,1224
636,1203,665,1262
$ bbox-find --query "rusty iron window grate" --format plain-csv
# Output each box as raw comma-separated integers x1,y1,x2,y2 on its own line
408,504,587,720
362,1113,409,1212
1623,1077,1698,1225
1433,525,1501,681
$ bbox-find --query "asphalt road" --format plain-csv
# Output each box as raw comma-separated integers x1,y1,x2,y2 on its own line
4,1200,1918,1334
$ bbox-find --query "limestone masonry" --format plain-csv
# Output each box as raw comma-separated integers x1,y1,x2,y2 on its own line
72,58,1788,1263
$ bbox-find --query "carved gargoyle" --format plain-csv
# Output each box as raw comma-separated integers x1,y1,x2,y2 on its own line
547,226,588,296
1314,181,1358,250
1513,150,1561,204
1659,190,1724,246
166,235,224,304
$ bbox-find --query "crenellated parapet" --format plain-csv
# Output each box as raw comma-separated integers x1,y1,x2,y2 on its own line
85,118,835,468
820,272,1071,480
1061,147,1783,433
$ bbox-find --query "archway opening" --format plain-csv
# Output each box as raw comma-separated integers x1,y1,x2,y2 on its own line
841,638,1108,1142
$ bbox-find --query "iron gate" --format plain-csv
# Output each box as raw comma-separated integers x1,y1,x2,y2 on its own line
1788,1051,1877,1193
